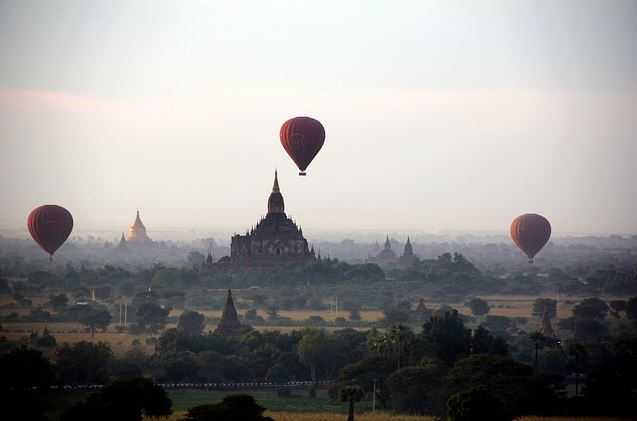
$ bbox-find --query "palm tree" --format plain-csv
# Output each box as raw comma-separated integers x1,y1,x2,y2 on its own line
568,343,587,396
341,385,365,421
368,326,414,369
529,331,545,372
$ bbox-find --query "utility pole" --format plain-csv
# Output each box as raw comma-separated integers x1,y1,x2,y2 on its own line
372,379,376,412
574,351,579,397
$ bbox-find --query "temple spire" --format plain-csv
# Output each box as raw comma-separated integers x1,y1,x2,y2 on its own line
267,170,285,214
214,289,243,336
127,209,151,243
117,232,127,249
272,170,280,193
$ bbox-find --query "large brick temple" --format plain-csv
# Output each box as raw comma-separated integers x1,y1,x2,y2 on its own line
230,171,314,264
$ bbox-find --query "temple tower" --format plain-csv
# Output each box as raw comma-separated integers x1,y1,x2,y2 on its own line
399,236,418,267
127,210,152,243
230,171,312,263
403,237,414,257
267,170,285,214
117,232,127,249
214,290,244,336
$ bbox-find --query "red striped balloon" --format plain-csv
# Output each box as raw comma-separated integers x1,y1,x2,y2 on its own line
27,205,73,259
280,116,325,176
510,213,551,264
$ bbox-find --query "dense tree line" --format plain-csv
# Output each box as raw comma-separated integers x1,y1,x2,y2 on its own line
1,304,636,419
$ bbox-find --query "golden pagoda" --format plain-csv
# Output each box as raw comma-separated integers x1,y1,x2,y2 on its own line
126,210,152,243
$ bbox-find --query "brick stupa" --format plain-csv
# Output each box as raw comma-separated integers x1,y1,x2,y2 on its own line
214,289,247,336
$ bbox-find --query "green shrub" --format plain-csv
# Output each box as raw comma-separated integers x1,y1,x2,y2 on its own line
447,387,511,421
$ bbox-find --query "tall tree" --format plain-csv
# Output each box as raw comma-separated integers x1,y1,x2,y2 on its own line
421,310,471,366
625,296,637,322
467,298,490,317
74,305,112,337
177,310,206,336
0,347,56,421
573,298,609,320
136,302,170,333
298,329,329,383
56,341,113,385
341,386,365,421
61,378,172,421
369,325,415,369
49,293,69,310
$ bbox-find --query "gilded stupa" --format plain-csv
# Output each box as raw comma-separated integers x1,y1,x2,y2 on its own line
126,210,152,243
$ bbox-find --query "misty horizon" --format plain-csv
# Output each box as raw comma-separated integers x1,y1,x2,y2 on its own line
2,1,636,235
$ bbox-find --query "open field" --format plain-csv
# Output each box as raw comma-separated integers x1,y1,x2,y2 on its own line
169,308,385,322
473,294,577,319
46,390,634,421
0,325,156,355
0,294,597,355
163,391,634,420
168,389,350,413
1,323,364,355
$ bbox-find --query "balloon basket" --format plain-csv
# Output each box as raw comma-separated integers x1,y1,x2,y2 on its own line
299,172,307,176
528,258,534,264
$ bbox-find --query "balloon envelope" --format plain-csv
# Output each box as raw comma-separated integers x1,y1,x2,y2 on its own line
280,116,325,175
27,205,73,258
510,213,551,263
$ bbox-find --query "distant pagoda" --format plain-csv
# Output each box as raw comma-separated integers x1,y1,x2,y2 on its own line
399,236,419,266
416,298,428,313
204,250,214,267
117,232,127,249
127,210,152,243
377,235,397,261
214,290,249,336
368,235,398,266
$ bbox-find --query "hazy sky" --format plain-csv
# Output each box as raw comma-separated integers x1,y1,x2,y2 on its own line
1,0,636,236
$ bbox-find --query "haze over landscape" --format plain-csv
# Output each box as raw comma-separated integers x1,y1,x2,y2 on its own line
2,0,636,235
3,3,637,421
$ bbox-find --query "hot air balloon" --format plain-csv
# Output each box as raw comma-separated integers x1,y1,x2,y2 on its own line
280,116,325,176
510,213,551,264
27,205,73,261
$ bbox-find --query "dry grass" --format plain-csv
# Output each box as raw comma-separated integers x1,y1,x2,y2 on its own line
146,412,434,421
267,413,433,421
0,294,596,356
146,413,629,421
170,309,384,322
450,296,575,320
1,322,364,355
1,327,155,355
519,418,630,421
